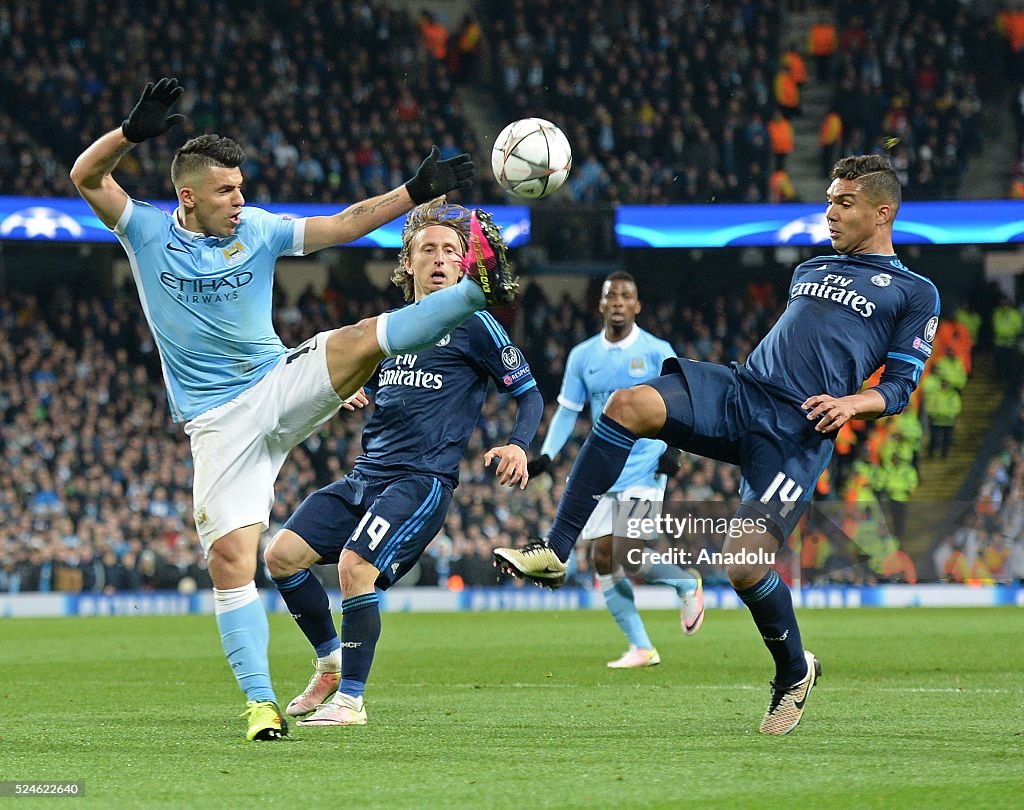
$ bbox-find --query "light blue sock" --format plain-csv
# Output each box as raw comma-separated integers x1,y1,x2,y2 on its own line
379,279,486,355
597,573,653,650
641,558,699,597
214,585,276,703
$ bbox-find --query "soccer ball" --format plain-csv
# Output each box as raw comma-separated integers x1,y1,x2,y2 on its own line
491,118,572,199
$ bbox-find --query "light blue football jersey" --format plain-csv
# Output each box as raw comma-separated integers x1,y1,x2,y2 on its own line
558,325,676,490
113,199,305,422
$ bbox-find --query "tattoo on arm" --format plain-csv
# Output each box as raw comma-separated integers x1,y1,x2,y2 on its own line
100,143,135,178
348,192,402,219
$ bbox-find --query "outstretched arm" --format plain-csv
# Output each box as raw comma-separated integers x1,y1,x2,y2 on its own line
70,129,133,229
70,77,186,229
302,146,475,253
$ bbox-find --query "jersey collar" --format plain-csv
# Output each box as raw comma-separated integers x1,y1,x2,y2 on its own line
601,323,640,351
173,206,206,241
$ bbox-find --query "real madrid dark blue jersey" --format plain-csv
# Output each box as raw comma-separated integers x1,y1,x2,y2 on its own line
356,311,536,486
744,253,940,415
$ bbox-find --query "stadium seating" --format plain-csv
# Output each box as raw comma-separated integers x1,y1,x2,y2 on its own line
0,1,1016,204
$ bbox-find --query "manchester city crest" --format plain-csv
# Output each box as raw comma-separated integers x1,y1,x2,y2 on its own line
871,273,892,287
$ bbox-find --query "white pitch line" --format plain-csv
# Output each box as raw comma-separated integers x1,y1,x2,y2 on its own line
411,683,1021,695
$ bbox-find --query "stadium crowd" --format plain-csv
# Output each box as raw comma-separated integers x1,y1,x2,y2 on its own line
0,0,1015,204
0,1,498,203
930,386,1024,585
818,0,1004,199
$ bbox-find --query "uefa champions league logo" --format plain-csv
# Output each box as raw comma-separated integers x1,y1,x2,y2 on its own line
776,213,830,244
0,206,84,239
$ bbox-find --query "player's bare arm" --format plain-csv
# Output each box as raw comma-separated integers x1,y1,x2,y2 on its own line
303,146,475,254
303,189,416,254
802,389,886,433
70,129,133,229
484,444,529,489
72,77,186,229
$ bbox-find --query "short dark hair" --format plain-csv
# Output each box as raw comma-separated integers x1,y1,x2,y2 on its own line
171,135,245,187
830,154,901,213
603,271,636,287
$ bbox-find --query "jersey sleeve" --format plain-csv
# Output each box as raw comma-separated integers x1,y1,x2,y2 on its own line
114,198,166,251
243,206,305,257
469,312,537,396
556,344,587,412
871,279,942,416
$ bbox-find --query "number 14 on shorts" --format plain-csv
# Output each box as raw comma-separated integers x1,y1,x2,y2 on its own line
759,472,803,518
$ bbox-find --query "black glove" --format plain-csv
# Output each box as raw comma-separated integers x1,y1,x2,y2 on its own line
526,454,553,478
656,447,683,477
405,145,475,204
122,77,186,144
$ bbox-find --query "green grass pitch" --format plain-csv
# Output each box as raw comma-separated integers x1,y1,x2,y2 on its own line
1,607,1020,808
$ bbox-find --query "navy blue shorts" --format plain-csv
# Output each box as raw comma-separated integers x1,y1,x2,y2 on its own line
283,469,452,590
647,359,834,542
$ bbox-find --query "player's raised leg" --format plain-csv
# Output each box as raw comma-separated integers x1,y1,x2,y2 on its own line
379,209,517,350
263,530,342,716
206,527,288,741
494,385,669,586
323,209,518,401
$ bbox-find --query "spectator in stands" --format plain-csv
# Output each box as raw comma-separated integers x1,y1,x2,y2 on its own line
452,15,482,84
819,107,844,178
419,10,450,63
808,15,839,82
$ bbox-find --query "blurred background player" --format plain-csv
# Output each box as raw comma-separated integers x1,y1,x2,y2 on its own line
263,199,542,726
496,155,940,735
527,272,703,668
69,78,516,741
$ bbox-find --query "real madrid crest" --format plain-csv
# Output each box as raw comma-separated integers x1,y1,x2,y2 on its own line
436,334,451,347
871,273,892,287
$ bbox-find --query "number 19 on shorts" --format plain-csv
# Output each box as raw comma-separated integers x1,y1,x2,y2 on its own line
353,512,392,550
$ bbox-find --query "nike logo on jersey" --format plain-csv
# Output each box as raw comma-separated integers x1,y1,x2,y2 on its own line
166,242,189,253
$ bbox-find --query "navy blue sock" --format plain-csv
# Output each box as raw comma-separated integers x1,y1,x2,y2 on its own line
339,593,381,699
736,570,807,686
547,413,637,561
273,570,340,658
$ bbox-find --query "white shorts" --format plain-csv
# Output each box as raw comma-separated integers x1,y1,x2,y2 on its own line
580,483,666,542
184,331,343,553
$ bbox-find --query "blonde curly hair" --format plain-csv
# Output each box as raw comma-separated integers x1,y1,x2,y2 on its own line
392,198,471,301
